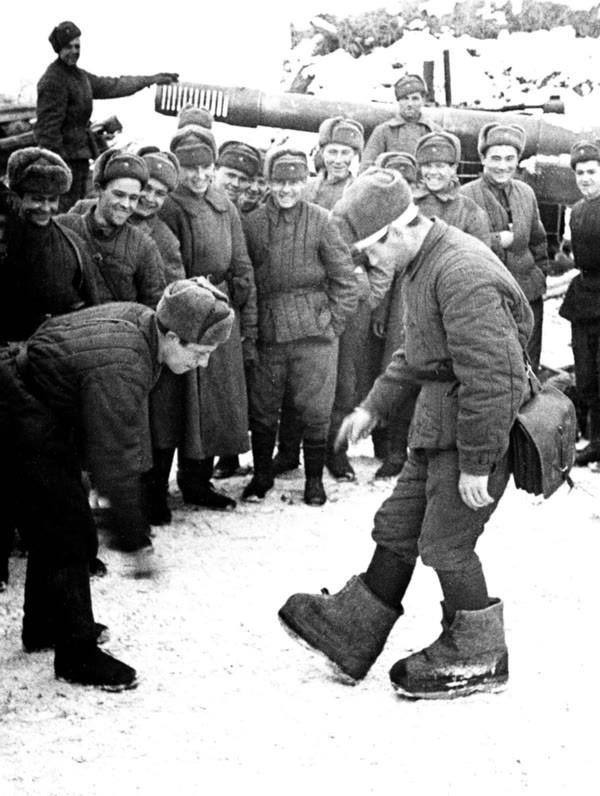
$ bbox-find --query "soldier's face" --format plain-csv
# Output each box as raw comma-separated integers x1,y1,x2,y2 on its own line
214,166,251,203
19,191,60,226
575,160,600,200
398,92,424,122
96,178,142,226
160,333,217,374
322,144,355,181
419,161,457,193
481,145,519,186
270,178,306,209
180,164,214,196
361,222,420,274
59,37,81,67
135,177,170,219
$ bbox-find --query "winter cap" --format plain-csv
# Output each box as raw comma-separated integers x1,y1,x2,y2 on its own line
394,74,427,100
49,21,81,53
93,149,149,188
8,147,72,196
416,131,461,165
318,117,365,154
265,148,309,182
217,141,261,179
332,167,417,251
177,104,213,130
478,122,526,158
374,151,417,183
170,125,217,168
156,276,234,346
140,150,180,192
570,139,600,168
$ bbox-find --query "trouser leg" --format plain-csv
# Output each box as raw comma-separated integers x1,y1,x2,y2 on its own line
526,297,544,374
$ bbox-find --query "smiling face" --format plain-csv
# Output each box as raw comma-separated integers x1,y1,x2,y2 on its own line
398,92,425,122
574,159,600,201
269,177,306,209
19,191,60,226
419,161,457,194
214,166,251,203
58,37,81,67
180,164,214,196
159,331,217,374
481,145,519,187
322,143,355,182
135,176,169,219
95,178,142,227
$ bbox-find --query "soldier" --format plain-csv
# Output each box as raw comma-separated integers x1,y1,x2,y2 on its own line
214,141,262,208
241,148,357,506
36,20,178,210
279,168,533,699
360,74,440,172
305,117,364,209
559,141,600,465
461,123,549,373
0,278,234,690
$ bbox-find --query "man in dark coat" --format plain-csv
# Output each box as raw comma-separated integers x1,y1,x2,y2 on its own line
0,277,234,690
359,74,441,172
279,168,534,699
241,148,358,506
35,20,178,210
560,140,600,465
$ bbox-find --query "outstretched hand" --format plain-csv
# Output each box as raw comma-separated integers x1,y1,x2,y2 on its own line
152,72,179,85
458,472,494,510
335,408,378,451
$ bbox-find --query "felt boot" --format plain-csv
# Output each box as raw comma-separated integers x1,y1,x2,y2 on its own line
389,599,509,699
279,574,401,682
144,448,174,525
303,439,328,506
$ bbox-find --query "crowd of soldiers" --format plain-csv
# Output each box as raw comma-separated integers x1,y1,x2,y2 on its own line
1,19,598,699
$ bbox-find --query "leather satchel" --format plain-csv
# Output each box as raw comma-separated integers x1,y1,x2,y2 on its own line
510,364,576,498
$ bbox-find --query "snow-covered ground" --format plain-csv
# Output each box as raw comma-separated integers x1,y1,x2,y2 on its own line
0,298,597,796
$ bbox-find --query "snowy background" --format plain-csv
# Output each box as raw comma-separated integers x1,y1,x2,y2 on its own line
1,1,599,794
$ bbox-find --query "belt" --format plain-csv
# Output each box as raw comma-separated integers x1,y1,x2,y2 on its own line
409,363,456,382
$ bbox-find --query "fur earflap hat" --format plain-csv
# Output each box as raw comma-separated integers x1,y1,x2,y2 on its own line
416,131,461,165
170,126,217,168
478,123,526,158
177,105,213,130
570,139,600,169
140,151,180,191
93,149,149,188
374,151,418,183
318,117,365,154
217,141,261,179
332,167,417,250
49,21,81,53
265,148,309,181
394,74,427,100
8,147,72,196
156,276,234,345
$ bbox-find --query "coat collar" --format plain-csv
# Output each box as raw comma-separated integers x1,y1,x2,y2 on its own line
172,183,230,214
265,194,304,224
406,218,448,281
413,176,460,204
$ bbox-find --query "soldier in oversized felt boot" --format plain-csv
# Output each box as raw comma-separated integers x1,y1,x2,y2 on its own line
279,168,533,698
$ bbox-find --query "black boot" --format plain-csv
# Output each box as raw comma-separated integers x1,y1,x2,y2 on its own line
325,427,355,482
371,427,389,461
576,405,600,465
243,431,276,501
144,449,175,525
303,439,327,506
213,455,251,479
178,457,236,510
272,401,303,475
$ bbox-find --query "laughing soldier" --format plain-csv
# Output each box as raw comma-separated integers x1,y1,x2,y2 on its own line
279,168,534,699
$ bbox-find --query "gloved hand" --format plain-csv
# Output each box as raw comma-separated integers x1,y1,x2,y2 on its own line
150,72,179,85
242,338,258,367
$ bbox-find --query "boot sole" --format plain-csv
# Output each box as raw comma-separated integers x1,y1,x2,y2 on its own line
278,613,359,686
392,674,508,700
56,675,139,692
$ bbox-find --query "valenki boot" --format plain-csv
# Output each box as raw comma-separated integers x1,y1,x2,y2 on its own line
389,598,509,699
279,574,401,682
144,448,175,525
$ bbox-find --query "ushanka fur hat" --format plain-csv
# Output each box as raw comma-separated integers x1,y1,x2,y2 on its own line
318,117,365,154
177,104,213,130
570,139,600,168
140,150,180,191
416,131,461,165
374,151,418,183
7,147,72,196
217,141,261,179
156,276,234,345
93,149,149,188
478,123,526,158
49,21,81,53
332,167,417,251
170,125,217,167
394,74,427,100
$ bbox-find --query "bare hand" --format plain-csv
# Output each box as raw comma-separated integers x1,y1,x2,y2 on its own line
372,320,386,338
498,230,514,249
335,408,378,451
458,472,494,510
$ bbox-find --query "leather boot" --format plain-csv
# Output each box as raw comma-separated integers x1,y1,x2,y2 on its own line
178,457,236,510
144,448,175,525
389,599,509,699
272,402,303,475
303,439,328,505
279,574,401,682
242,431,276,501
